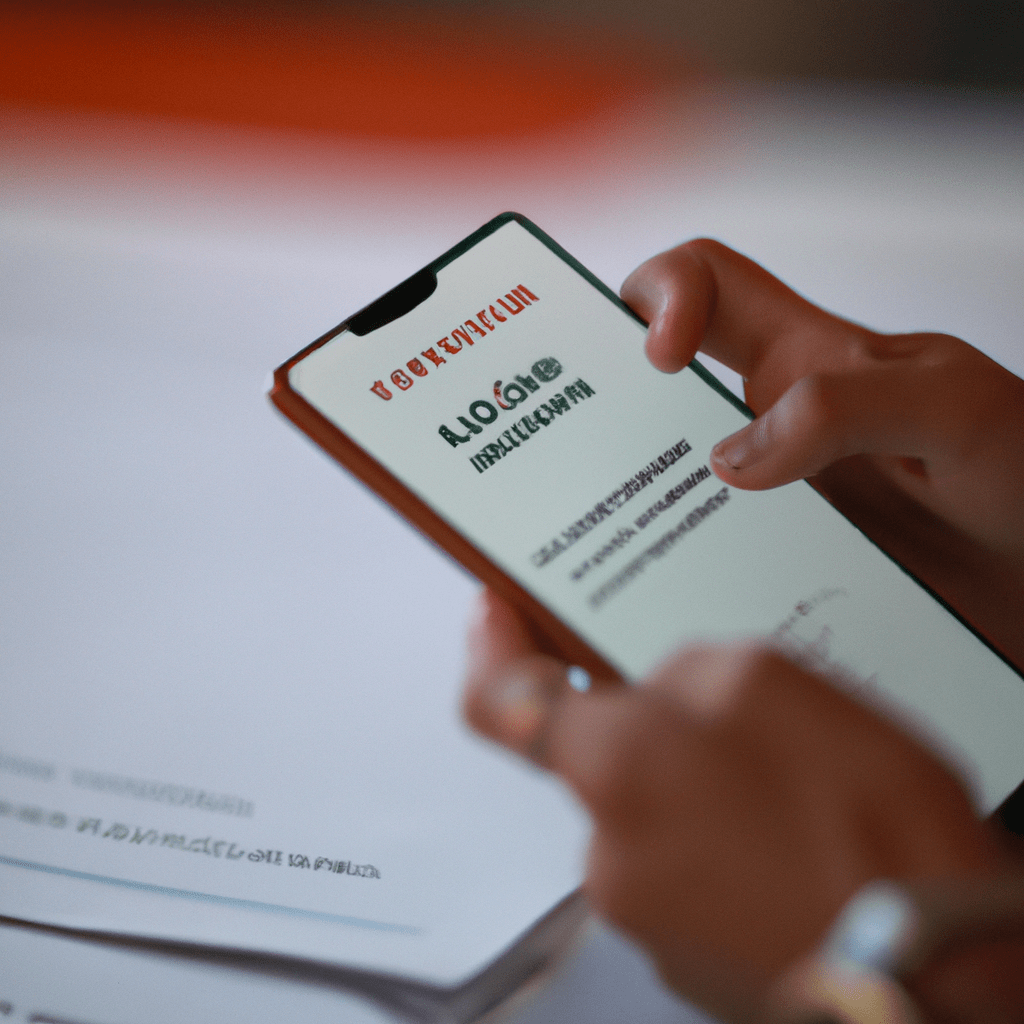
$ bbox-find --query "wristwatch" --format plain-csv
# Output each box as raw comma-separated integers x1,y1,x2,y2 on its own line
767,876,1024,1024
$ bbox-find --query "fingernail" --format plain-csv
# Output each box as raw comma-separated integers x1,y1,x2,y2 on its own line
712,427,758,470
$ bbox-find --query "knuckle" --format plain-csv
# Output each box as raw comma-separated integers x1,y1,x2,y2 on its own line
645,644,712,691
646,641,780,727
722,639,778,676
718,646,778,715
780,373,851,461
647,240,712,285
790,373,843,430
864,329,956,363
681,236,729,261
642,238,728,296
715,640,779,690
700,641,833,727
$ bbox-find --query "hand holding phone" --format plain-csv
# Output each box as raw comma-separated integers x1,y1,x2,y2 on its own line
621,238,1024,670
271,214,1024,819
463,597,1016,1020
460,236,1024,1019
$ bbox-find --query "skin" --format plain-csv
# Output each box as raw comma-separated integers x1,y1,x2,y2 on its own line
462,240,1024,1020
633,240,1024,669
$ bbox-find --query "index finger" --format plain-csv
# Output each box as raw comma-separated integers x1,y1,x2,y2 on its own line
462,590,573,754
620,239,847,383
465,588,541,679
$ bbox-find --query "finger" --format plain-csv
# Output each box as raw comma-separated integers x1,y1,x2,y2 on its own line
540,686,659,815
620,238,831,378
463,652,573,760
643,645,993,880
465,637,656,805
621,242,715,373
709,352,1006,491
527,644,780,816
465,589,541,679
641,641,864,756
463,590,568,752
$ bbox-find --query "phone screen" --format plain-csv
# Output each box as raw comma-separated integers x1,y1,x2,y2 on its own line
283,215,1024,812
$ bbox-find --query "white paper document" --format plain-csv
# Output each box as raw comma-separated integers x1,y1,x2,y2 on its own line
0,920,396,1024
1,915,716,1024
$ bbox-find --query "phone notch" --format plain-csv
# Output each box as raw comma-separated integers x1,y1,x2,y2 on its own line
348,267,438,336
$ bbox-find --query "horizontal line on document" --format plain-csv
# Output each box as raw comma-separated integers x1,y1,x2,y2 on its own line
0,854,422,936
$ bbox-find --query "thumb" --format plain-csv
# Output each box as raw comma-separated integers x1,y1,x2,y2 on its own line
710,362,944,490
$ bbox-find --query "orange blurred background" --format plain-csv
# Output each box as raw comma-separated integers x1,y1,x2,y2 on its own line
1,1,1018,145
0,3,695,142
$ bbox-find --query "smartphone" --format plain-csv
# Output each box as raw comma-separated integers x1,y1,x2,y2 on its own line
271,212,1024,822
